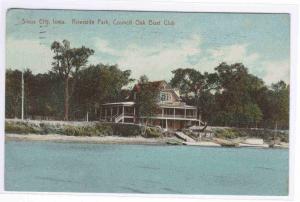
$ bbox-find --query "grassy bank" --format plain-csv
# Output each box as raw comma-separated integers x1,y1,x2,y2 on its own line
5,119,163,138
212,127,289,143
5,120,289,146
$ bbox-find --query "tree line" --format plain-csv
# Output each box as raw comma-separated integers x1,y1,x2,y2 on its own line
5,40,289,129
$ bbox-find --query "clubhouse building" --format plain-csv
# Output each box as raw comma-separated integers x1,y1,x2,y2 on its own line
100,80,202,131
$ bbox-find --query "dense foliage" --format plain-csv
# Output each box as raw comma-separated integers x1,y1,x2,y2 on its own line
5,41,289,130
6,65,133,121
170,63,289,129
51,40,94,120
134,75,160,124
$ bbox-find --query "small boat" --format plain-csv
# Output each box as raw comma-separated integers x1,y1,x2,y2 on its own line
166,139,183,145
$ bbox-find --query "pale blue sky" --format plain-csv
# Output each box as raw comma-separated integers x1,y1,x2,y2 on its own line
6,9,290,84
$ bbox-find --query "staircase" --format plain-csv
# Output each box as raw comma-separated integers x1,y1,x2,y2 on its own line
114,113,124,123
175,132,196,143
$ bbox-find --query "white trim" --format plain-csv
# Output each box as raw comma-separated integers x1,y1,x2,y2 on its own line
141,116,199,121
102,102,135,106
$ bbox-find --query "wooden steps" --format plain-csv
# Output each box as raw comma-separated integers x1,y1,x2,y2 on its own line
175,132,196,142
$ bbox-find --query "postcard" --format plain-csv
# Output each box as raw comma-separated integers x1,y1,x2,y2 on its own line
1,2,298,201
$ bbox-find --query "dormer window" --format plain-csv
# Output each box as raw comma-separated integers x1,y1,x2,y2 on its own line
160,92,171,101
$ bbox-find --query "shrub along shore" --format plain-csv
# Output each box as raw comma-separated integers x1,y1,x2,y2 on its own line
5,119,288,148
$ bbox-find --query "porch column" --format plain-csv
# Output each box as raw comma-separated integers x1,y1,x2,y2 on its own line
184,108,186,118
173,108,175,119
105,108,107,120
117,106,119,115
122,106,124,123
100,107,102,120
110,107,113,121
165,119,168,130
133,106,136,122
162,108,164,117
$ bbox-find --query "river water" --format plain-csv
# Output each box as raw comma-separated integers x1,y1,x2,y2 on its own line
5,141,289,195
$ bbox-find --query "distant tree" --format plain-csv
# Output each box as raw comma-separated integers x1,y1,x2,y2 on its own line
268,81,289,129
139,74,149,83
51,40,94,120
5,69,22,118
213,62,267,127
26,71,64,119
135,76,159,125
72,64,133,120
170,68,219,121
239,103,263,128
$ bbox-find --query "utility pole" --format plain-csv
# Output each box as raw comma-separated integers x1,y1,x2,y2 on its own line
21,70,24,120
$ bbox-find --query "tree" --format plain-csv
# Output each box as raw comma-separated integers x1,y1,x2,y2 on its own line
51,40,94,120
268,81,289,129
5,69,22,118
72,64,133,120
26,71,64,119
213,62,266,127
170,68,219,121
134,76,159,125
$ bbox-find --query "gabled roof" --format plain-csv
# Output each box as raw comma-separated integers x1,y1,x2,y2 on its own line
133,80,171,92
132,80,182,101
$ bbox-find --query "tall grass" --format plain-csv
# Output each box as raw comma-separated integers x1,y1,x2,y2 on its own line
5,120,163,138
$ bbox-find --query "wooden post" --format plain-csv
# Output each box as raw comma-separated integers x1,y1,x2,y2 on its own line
166,119,168,130
21,70,24,120
133,106,136,123
162,108,164,117
110,107,113,121
184,108,186,118
99,107,102,121
105,108,107,120
173,108,175,119
122,106,124,123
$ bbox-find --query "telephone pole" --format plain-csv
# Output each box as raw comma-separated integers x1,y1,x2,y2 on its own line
21,70,24,120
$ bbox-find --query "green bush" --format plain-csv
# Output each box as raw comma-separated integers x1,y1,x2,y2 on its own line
214,128,243,139
111,123,141,137
5,121,165,138
213,127,289,142
39,123,62,134
62,124,113,136
5,121,40,134
145,127,162,138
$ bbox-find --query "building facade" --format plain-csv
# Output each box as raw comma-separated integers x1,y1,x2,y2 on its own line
100,81,201,131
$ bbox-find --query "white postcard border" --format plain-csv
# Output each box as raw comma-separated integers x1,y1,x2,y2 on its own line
0,1,299,202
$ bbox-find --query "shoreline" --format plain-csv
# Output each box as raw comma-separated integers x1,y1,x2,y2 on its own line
5,134,288,149
5,133,172,145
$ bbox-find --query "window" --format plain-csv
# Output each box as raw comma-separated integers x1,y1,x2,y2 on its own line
160,92,170,101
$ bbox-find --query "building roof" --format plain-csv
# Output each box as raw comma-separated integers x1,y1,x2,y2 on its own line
133,80,170,92
102,101,135,106
102,101,196,109
159,103,197,109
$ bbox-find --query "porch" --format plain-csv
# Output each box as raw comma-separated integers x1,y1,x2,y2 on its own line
100,102,135,123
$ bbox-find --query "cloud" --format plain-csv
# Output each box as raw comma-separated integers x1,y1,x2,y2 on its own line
200,44,289,84
6,35,289,85
261,60,290,85
93,34,202,80
94,38,121,56
207,44,260,65
6,38,53,73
